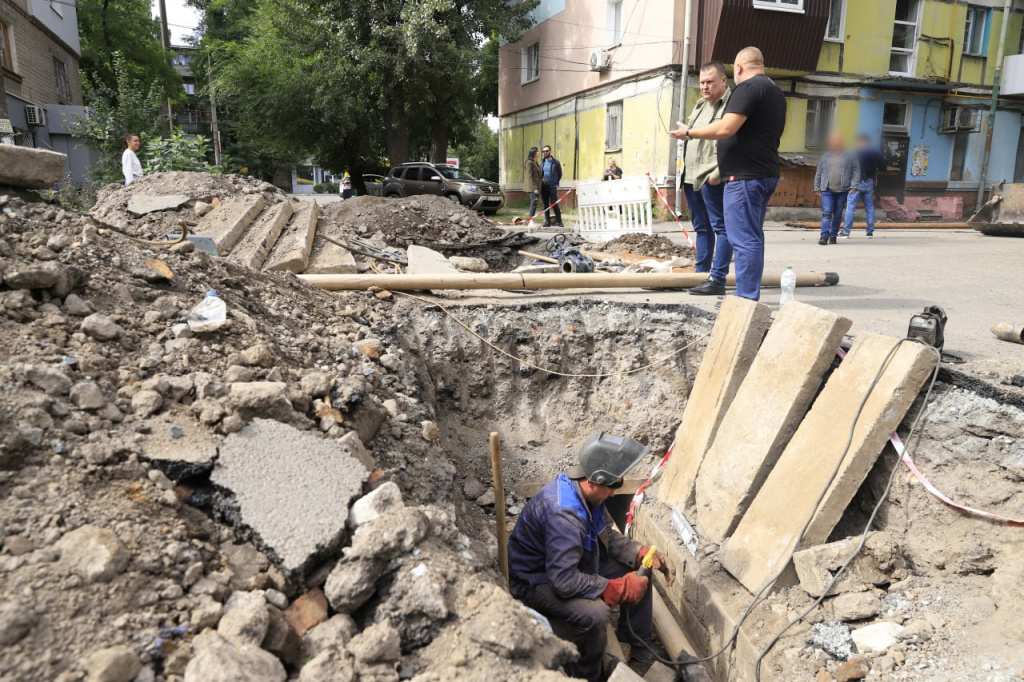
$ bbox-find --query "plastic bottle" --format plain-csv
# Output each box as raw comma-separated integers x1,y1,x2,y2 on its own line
780,266,796,306
187,290,227,332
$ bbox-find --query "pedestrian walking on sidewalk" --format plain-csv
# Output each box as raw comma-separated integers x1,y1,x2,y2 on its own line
814,131,860,245
121,133,142,186
680,61,732,297
540,145,564,227
842,135,887,238
525,147,542,221
670,47,787,301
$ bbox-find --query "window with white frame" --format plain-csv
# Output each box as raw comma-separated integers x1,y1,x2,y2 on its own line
889,0,920,75
521,43,540,84
183,83,196,95
753,0,804,13
805,98,835,149
963,7,988,56
607,0,623,46
882,101,911,132
825,0,845,41
606,101,623,150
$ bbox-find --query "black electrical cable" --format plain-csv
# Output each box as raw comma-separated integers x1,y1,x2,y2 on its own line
752,342,942,682
619,338,940,676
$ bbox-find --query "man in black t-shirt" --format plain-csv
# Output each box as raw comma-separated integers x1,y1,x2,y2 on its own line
671,47,787,301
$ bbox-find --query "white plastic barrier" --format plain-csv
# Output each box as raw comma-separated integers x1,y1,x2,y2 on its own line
575,176,653,241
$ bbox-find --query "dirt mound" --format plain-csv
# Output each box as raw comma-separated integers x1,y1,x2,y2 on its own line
89,171,287,239
320,195,508,247
593,233,694,260
0,193,571,681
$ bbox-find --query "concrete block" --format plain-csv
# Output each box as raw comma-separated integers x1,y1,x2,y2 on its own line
229,200,294,269
695,302,852,543
306,238,357,275
0,146,66,188
128,194,191,215
196,195,266,254
264,201,318,273
643,661,678,682
608,662,645,681
211,419,370,575
792,533,898,598
657,296,771,508
406,244,457,274
720,333,934,593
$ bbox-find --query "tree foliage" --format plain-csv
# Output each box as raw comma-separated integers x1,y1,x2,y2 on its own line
76,0,181,104
452,120,500,182
195,0,534,181
66,53,164,185
144,128,220,174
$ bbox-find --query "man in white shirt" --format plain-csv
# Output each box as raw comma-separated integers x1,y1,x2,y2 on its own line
122,133,142,186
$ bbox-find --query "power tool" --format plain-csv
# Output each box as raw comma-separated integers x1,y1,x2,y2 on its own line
637,545,657,580
907,305,947,350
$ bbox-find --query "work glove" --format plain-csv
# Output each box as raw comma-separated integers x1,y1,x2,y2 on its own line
602,572,649,606
636,546,677,587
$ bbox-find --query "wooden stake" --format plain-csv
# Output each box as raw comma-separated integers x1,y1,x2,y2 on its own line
489,432,510,589
517,250,559,264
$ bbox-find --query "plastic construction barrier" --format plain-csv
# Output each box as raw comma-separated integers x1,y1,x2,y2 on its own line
575,176,653,241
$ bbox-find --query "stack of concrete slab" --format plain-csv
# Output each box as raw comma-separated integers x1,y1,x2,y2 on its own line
639,300,937,678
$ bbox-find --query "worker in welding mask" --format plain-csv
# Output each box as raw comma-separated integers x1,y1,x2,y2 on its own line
507,431,676,681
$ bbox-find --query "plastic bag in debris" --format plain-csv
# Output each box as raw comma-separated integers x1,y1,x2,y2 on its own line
596,258,626,273
622,256,692,273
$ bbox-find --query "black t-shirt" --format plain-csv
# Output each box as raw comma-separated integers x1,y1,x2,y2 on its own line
717,74,787,180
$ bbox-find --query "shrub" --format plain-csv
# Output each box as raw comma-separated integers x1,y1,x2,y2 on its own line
144,128,220,174
313,182,340,193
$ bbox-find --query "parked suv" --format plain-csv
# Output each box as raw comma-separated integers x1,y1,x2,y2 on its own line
382,162,504,214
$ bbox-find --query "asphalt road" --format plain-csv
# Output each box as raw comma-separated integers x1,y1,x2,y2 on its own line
516,223,1024,378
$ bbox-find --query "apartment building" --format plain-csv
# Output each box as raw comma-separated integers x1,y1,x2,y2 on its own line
498,0,1024,217
171,45,213,137
1,0,94,181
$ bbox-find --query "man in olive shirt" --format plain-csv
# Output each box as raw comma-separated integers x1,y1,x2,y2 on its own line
671,47,787,301
683,61,732,296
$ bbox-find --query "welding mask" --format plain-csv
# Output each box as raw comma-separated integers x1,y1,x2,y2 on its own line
567,431,651,487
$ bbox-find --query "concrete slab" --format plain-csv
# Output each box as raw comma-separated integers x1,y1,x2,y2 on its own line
721,334,935,593
197,195,266,254
306,239,358,275
229,200,294,269
211,419,370,575
657,296,771,509
792,533,894,598
0,146,66,188
694,302,852,543
264,201,319,273
608,662,644,681
406,245,458,275
137,412,219,478
128,194,191,216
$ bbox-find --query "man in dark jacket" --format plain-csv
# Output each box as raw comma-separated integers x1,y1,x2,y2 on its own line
508,432,675,682
540,145,564,227
841,135,888,239
525,147,543,221
813,130,861,245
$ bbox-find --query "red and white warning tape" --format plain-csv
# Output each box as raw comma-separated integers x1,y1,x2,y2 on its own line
646,174,695,249
624,438,675,535
485,187,577,226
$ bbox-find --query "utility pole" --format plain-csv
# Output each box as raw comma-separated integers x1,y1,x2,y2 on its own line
208,57,221,167
674,0,693,215
975,0,1013,211
157,0,173,133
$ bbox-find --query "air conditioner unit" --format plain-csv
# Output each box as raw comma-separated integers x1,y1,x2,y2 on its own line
941,106,979,133
24,105,47,128
589,50,610,72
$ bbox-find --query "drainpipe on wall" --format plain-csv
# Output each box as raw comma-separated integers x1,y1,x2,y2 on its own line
975,0,1013,211
674,0,693,215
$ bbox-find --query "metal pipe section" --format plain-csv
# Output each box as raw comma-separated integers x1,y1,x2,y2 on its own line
674,0,693,215
298,271,839,291
975,0,1014,211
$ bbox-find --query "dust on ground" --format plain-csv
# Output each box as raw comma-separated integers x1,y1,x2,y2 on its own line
592,233,695,260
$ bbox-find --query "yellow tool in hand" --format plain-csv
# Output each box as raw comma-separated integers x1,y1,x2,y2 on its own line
637,545,657,579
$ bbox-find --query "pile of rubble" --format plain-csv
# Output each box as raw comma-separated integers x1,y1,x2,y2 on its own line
0,190,574,681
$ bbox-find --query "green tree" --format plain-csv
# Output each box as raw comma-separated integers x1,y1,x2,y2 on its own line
144,128,220,173
452,120,499,182
76,0,181,104
66,53,163,185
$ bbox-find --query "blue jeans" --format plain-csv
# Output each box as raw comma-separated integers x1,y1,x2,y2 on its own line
684,182,732,284
724,178,778,301
843,180,876,235
819,190,849,239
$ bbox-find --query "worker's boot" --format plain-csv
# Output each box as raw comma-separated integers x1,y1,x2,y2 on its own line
689,279,725,296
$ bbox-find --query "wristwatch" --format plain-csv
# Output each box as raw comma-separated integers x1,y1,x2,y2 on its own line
684,131,692,141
